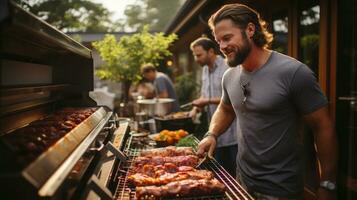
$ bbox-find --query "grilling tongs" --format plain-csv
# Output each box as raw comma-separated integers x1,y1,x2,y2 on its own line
196,154,211,168
180,102,193,109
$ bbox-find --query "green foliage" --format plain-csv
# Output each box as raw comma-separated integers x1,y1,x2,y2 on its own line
300,34,319,49
14,0,116,32
175,135,198,149
92,26,177,83
124,0,186,31
175,73,200,104
300,34,319,67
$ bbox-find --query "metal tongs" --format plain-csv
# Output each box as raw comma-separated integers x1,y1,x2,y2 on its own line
180,102,193,109
196,154,211,168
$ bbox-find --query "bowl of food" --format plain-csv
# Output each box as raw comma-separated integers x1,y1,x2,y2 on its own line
150,129,189,147
154,112,195,133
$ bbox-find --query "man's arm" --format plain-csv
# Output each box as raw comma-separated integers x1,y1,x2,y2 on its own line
209,101,236,136
192,97,221,107
303,106,338,198
208,97,221,104
196,101,236,157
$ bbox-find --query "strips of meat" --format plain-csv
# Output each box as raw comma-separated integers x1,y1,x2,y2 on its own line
130,163,195,175
135,178,226,199
129,165,214,186
129,147,226,198
139,146,194,157
133,155,199,168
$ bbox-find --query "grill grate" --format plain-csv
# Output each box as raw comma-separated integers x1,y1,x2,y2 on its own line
113,135,253,200
199,159,253,200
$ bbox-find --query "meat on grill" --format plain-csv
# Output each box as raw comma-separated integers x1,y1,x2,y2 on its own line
133,155,199,168
139,146,194,157
129,169,214,186
128,147,226,198
128,163,214,186
135,178,226,199
130,163,195,175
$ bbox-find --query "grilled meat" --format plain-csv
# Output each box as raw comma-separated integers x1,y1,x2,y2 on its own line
139,146,194,157
128,168,214,186
135,178,226,199
130,163,195,175
133,155,199,168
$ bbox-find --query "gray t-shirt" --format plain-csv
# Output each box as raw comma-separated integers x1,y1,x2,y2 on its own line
154,72,180,112
222,51,328,197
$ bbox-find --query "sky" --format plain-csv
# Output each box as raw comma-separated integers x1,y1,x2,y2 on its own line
91,0,138,21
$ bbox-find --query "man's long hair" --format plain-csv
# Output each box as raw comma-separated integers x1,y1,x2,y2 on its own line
208,4,273,48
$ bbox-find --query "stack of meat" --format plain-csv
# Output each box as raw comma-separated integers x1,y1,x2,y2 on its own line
0,107,97,167
128,146,226,199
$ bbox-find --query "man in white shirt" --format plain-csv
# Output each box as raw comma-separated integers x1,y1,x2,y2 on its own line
190,37,239,177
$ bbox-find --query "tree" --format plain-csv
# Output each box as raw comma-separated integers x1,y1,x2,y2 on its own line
14,0,116,32
123,0,186,32
92,26,177,100
175,73,199,105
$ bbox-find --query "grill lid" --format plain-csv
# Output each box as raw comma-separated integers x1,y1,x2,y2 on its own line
0,107,113,197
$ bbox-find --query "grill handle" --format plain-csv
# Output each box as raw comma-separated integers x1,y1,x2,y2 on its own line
103,123,115,131
105,142,127,162
89,142,105,152
90,141,127,162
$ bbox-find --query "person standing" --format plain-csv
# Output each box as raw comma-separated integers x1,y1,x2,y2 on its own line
190,37,238,177
141,63,180,113
197,4,337,200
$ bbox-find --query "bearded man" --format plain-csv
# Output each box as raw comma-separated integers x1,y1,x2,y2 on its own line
197,4,337,200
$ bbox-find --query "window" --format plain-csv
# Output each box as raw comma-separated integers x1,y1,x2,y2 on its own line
299,1,320,77
272,10,288,54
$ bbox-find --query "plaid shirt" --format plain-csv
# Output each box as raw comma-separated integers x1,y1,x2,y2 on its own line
201,56,238,147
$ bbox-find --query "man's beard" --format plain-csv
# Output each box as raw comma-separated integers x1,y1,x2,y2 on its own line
198,57,210,67
226,32,251,67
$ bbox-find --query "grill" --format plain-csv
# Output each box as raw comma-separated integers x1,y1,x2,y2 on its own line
0,107,116,197
112,134,254,200
0,2,128,199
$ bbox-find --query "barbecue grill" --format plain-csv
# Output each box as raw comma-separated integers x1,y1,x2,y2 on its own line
112,133,254,200
0,1,129,199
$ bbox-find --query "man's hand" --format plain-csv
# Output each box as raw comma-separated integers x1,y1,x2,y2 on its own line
317,188,336,200
192,98,209,108
189,108,197,119
196,136,216,158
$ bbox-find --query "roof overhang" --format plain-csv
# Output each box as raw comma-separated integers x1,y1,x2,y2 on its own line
164,0,209,35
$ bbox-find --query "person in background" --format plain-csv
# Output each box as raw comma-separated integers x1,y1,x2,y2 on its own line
190,37,238,177
137,81,156,99
197,3,337,200
129,80,156,100
141,63,180,112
